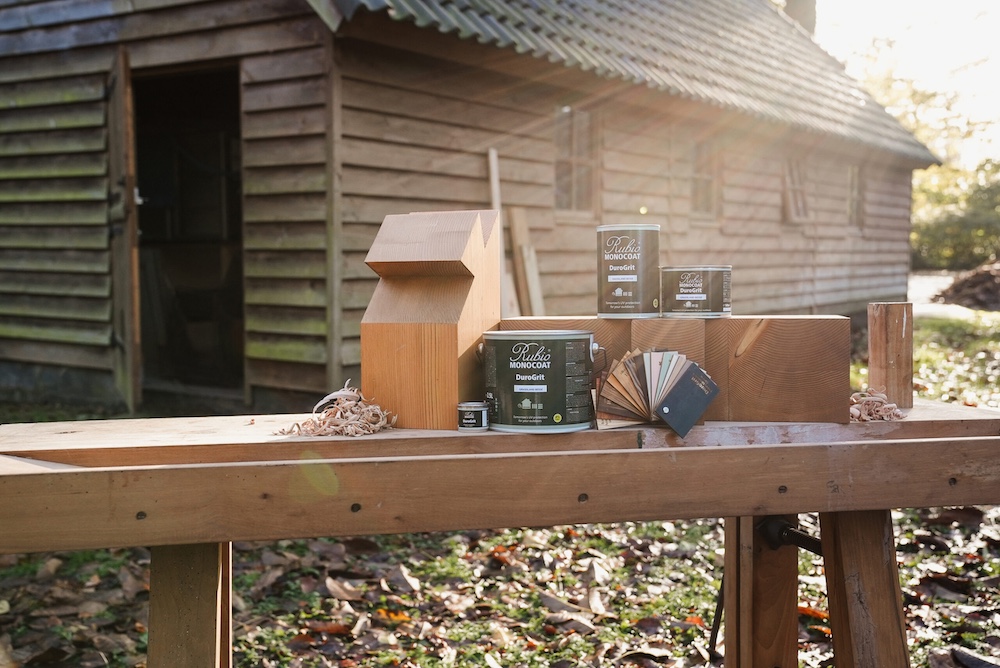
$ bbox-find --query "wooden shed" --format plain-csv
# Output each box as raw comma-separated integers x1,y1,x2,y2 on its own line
0,0,937,412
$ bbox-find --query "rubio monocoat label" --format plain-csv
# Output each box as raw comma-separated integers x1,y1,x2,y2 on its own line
598,224,660,318
660,265,732,317
483,330,593,433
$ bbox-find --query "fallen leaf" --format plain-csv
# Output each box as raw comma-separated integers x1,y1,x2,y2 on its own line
36,557,62,580
928,507,986,528
587,588,607,615
634,616,663,635
546,611,596,634
484,652,503,668
305,620,353,635
387,564,421,593
325,576,364,601
797,605,829,621
0,635,15,668
953,646,1000,668
78,600,108,619
374,608,411,624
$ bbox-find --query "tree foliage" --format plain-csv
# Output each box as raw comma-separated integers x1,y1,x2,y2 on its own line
911,160,1000,270
849,38,998,269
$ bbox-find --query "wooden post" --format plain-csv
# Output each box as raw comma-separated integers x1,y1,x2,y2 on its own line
867,302,913,408
147,543,229,667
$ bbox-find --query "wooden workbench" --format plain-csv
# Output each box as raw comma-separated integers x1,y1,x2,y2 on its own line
3,399,1000,667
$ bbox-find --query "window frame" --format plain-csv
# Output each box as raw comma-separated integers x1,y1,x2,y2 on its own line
847,164,864,228
554,105,598,214
690,138,720,221
782,157,812,223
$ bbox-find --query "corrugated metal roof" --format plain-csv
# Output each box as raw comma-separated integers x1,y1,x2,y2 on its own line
332,0,938,166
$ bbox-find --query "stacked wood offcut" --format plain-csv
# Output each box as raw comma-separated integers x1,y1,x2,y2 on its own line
935,262,1000,311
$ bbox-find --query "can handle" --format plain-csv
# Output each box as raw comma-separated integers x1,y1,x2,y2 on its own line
591,343,607,373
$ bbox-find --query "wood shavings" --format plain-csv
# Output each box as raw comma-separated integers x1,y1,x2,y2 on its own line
850,388,904,422
277,380,395,437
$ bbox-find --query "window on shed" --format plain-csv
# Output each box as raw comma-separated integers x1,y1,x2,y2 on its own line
782,158,811,222
691,139,719,218
555,106,595,212
847,164,864,227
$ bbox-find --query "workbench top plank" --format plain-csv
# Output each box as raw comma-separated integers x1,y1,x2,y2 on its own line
2,399,998,467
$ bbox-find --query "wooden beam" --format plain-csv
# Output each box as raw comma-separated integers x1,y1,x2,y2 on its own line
2,431,1000,554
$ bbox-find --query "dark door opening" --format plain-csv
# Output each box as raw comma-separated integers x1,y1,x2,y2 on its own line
133,67,244,391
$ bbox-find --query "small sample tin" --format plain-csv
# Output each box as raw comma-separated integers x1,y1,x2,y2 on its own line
660,265,732,317
457,401,489,432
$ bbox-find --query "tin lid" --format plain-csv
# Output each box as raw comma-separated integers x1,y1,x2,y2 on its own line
596,223,660,231
484,329,593,339
458,401,488,409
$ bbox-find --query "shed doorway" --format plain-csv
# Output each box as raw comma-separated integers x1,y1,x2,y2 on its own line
133,67,244,394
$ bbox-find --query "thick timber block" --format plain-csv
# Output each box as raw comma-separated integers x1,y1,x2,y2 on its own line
361,210,501,429
499,316,630,373
704,315,850,423
630,319,706,366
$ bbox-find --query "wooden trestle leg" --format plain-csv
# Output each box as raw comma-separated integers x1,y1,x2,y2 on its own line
147,542,232,667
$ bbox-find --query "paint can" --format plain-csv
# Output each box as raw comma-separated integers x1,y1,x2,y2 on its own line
482,330,595,433
457,401,489,432
597,224,660,318
660,265,732,317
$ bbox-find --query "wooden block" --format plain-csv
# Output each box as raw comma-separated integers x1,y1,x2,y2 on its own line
704,315,851,423
630,318,705,365
500,316,630,373
867,303,913,408
362,210,501,429
363,210,493,277
820,510,911,668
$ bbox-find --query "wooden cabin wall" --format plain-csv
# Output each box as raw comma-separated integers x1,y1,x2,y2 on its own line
599,107,913,317
0,0,336,404
334,39,561,380
241,43,334,396
337,28,916,326
0,61,113,377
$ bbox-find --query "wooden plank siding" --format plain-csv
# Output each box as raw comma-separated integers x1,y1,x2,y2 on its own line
0,64,114,369
0,0,334,399
241,43,333,394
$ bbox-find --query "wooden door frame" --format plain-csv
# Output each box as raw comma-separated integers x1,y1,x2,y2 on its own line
108,46,142,413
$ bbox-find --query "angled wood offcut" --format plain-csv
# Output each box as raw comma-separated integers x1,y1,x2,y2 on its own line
361,210,501,429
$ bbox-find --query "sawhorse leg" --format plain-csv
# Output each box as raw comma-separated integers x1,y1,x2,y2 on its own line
820,510,910,668
147,542,233,668
724,516,799,667
725,512,910,667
